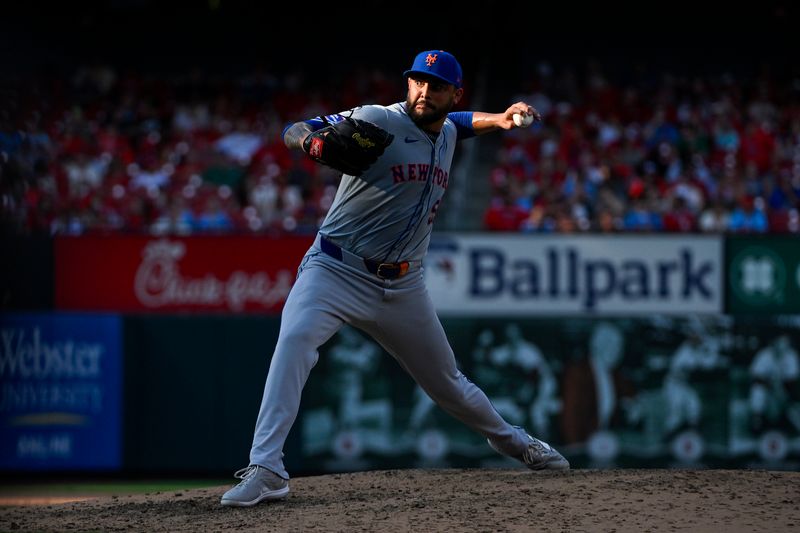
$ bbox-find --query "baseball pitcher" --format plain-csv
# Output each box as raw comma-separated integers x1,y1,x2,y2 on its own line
221,49,568,507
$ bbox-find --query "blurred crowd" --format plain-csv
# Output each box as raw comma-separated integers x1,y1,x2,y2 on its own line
0,65,399,236
2,61,799,236
484,62,800,233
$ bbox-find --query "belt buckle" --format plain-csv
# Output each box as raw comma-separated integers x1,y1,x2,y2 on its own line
376,262,409,280
376,263,400,279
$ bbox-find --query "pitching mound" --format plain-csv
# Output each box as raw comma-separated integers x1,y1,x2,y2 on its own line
1,469,798,532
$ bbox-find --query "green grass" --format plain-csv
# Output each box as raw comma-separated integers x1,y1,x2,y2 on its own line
0,479,229,497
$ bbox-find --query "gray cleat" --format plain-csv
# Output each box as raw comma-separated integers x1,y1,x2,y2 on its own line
490,434,570,470
220,465,290,507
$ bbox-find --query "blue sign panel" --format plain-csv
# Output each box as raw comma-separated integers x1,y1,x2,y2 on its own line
0,313,122,470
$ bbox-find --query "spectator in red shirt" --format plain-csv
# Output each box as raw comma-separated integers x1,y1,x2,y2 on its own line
484,189,530,231
663,197,697,232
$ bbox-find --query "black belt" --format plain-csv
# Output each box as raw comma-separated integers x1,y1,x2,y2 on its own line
319,236,410,280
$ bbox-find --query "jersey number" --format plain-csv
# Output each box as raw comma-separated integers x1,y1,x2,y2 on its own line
428,199,441,225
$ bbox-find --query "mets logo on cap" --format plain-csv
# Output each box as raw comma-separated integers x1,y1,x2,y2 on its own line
404,50,463,88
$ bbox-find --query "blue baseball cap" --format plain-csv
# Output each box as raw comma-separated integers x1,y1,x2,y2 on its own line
403,50,463,88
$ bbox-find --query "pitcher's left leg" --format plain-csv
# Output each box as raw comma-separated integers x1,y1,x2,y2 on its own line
366,283,528,457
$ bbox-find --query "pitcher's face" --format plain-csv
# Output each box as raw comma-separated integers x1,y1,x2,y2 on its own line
406,75,462,128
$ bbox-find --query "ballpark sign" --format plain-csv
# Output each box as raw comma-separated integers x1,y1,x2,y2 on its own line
55,236,313,314
424,234,723,315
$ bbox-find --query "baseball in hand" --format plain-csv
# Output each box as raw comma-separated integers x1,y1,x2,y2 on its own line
513,112,534,128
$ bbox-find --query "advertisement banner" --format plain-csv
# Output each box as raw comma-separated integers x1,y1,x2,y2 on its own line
55,236,313,314
299,315,800,471
727,236,800,314
0,313,123,470
423,234,723,315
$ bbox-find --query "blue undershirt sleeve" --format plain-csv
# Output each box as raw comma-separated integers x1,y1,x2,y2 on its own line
281,114,347,140
447,111,475,141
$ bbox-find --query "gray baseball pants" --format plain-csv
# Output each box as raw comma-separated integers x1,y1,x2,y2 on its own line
248,244,529,479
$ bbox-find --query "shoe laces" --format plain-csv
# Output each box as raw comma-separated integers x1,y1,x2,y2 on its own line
233,465,260,482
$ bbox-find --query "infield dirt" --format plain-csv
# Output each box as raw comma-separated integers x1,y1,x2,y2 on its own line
1,468,798,532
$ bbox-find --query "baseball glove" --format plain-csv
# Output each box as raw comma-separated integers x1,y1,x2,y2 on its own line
302,117,394,176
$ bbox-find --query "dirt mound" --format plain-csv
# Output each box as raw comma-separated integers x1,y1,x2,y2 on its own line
1,469,798,532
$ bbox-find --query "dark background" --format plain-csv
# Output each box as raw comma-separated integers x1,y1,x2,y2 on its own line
3,1,798,82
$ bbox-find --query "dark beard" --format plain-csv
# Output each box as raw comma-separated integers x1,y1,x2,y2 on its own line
406,96,452,127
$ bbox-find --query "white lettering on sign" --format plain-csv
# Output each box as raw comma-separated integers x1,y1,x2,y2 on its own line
17,434,72,459
134,240,293,311
0,328,102,379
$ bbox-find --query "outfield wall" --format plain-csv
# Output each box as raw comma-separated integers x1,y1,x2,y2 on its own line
1,234,798,472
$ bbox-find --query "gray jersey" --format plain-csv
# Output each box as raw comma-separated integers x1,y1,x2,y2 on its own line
318,103,458,264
